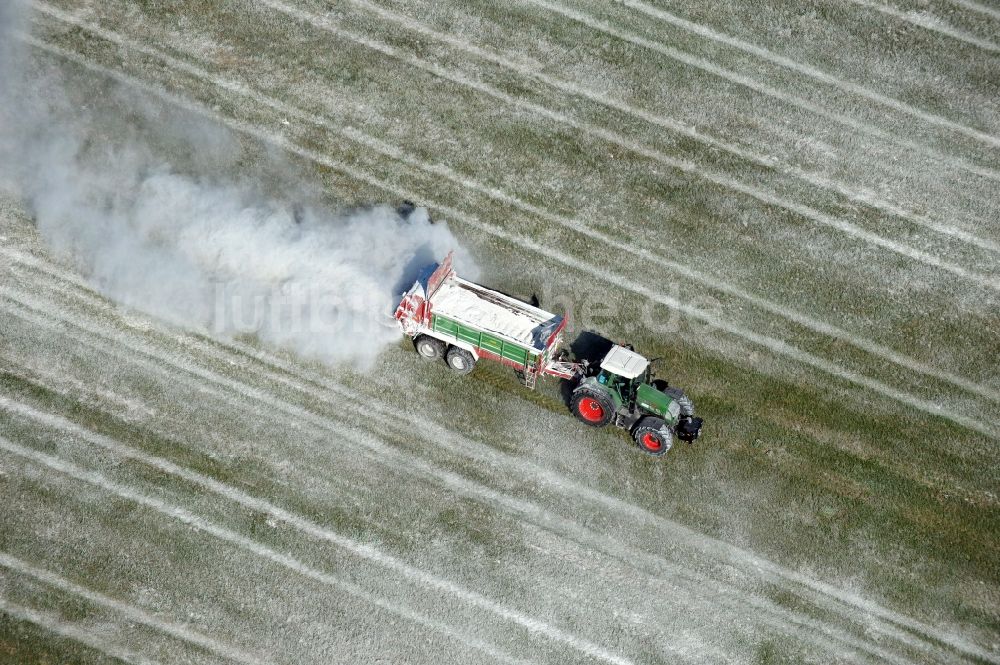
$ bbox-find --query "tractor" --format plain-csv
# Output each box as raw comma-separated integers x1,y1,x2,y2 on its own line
395,250,704,457
570,344,703,456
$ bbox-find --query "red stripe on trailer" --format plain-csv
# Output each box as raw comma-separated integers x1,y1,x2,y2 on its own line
426,251,454,299
394,294,420,322
476,348,509,366
477,348,499,361
475,348,533,373
544,316,568,350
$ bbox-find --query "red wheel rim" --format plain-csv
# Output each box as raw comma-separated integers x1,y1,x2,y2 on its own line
641,432,663,451
578,397,605,423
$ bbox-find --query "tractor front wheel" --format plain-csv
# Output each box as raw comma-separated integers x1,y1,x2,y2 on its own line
633,418,672,457
445,346,476,375
415,335,447,360
570,387,615,428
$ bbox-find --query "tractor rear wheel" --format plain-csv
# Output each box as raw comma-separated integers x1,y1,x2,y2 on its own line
570,387,615,428
633,418,672,456
415,335,446,360
445,346,476,374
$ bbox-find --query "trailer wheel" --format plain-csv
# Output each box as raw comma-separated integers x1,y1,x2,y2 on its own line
415,335,446,360
633,418,672,456
445,346,476,374
570,387,614,428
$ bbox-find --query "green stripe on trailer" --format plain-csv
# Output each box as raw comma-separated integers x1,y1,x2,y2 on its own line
433,316,459,337
501,344,528,364
431,314,538,368
457,325,480,345
480,333,503,355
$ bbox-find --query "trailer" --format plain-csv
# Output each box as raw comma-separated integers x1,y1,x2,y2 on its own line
394,252,703,455
394,252,576,388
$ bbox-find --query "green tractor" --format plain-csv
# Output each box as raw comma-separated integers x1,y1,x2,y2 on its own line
570,345,703,456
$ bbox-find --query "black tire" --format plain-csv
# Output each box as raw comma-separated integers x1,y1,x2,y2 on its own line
570,387,615,428
445,346,476,374
632,417,672,456
652,379,669,392
415,335,446,360
663,387,695,417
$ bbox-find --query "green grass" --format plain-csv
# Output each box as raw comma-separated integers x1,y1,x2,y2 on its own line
3,0,999,661
0,616,122,665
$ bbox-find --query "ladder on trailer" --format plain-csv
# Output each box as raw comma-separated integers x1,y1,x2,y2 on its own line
523,369,537,389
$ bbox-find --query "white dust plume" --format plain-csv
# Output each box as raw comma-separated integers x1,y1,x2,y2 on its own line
0,3,475,368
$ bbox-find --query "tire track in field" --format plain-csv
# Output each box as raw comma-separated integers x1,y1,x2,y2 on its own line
847,0,1000,53
0,348,853,665
0,336,981,665
523,0,1000,189
254,0,999,290
17,36,1000,442
526,0,1000,188
26,9,1000,407
0,596,160,665
948,0,1000,21
0,437,534,665
2,274,885,663
614,0,1000,148
0,286,908,664
0,551,263,665
0,283,687,663
8,39,999,656
354,0,1000,242
0,261,988,664
0,412,637,665
10,244,998,522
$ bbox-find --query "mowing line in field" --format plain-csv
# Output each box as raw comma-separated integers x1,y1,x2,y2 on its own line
9,41,1000,657
2,237,977,662
0,297,910,665
847,0,1000,52
19,14,1000,406
3,27,996,664
613,0,1000,149
0,271,990,664
3,257,990,664
1,348,989,665
445,218,999,441
0,596,160,665
0,322,947,665
2,253,977,663
13,240,995,511
17,37,1000,442
0,437,537,665
17,236,993,503
529,0,1000,188
355,0,1000,234
252,0,1000,291
0,550,264,665
948,0,1000,21
0,355,747,664
0,391,640,665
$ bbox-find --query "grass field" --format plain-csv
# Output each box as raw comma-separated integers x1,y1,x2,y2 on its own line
1,0,998,663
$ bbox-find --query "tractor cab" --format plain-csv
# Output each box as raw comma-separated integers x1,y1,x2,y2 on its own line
595,345,648,403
